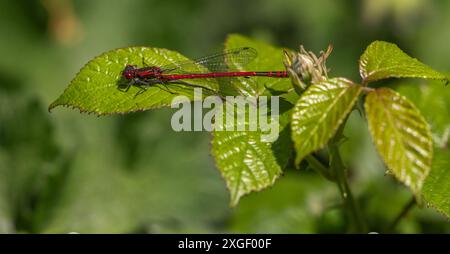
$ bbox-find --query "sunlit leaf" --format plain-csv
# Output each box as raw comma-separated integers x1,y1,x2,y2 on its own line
49,47,219,115
211,95,294,206
211,127,282,207
211,35,294,206
365,88,433,195
359,41,448,84
396,82,449,217
423,150,450,218
395,81,450,145
291,78,362,165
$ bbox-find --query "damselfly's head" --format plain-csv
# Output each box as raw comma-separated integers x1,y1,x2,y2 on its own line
122,65,137,79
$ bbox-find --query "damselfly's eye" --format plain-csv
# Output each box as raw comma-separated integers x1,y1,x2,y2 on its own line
125,65,136,72
123,65,136,79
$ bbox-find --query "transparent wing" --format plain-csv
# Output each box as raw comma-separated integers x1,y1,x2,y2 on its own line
160,47,257,74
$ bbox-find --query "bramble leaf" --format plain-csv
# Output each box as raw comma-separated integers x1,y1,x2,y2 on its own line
211,124,283,207
359,41,448,84
423,150,450,217
49,47,219,115
211,96,293,206
211,35,295,206
365,88,433,196
396,82,450,218
291,78,362,165
395,81,450,142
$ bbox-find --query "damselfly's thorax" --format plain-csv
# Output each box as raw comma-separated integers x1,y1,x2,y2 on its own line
122,65,138,79
122,65,163,80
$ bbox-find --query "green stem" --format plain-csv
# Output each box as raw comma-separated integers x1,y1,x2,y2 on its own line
385,197,416,233
328,123,367,233
304,130,367,232
305,155,334,181
329,143,366,233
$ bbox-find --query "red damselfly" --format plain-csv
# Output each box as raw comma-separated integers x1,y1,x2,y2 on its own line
120,47,289,96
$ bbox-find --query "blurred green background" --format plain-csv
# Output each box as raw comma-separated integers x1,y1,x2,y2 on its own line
0,0,449,233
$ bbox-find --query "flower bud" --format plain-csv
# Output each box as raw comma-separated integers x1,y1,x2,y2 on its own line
283,44,333,95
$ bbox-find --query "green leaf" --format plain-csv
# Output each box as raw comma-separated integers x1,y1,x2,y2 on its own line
394,82,449,217
395,81,450,144
359,41,449,84
291,78,362,165
211,95,293,206
365,88,433,196
396,83,449,216
423,150,450,217
211,126,283,207
49,47,219,115
225,34,291,96
211,35,295,206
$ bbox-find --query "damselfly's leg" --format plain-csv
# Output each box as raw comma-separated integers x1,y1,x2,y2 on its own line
132,79,152,98
155,82,177,94
132,79,174,97
118,79,135,92
142,78,176,94
131,79,178,96
134,86,147,98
